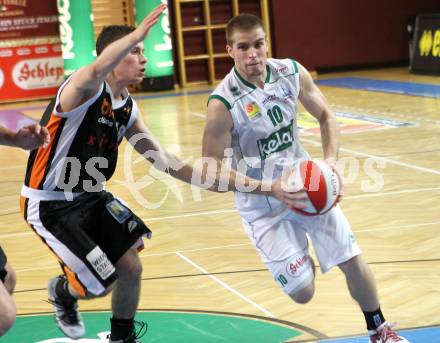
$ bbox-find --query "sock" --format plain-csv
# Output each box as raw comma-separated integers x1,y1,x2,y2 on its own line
363,307,386,331
55,276,75,301
110,317,134,341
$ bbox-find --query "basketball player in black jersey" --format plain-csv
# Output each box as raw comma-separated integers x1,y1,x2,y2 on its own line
0,123,50,337
19,5,171,343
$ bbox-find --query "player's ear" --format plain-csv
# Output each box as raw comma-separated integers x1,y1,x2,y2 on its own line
226,44,234,59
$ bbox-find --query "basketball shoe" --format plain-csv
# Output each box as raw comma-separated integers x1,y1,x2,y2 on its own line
369,322,410,342
107,320,148,343
48,275,85,339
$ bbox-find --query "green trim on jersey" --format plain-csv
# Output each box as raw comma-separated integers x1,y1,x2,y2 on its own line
291,59,299,73
265,64,271,83
234,66,256,89
208,94,232,109
234,64,271,89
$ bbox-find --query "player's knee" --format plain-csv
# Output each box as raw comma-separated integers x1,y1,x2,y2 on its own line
289,283,315,304
116,250,143,280
0,301,16,337
338,255,364,276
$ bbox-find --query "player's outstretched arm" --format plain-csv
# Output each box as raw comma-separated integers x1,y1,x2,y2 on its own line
58,4,167,113
202,99,308,210
124,114,198,185
0,124,50,150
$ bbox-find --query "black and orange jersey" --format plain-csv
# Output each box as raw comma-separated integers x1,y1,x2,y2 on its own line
22,79,138,198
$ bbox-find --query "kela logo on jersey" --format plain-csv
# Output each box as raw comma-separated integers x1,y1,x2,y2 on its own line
257,120,294,160
230,86,241,96
246,102,261,119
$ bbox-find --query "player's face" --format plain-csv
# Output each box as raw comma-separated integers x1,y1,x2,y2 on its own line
227,27,268,79
113,42,147,84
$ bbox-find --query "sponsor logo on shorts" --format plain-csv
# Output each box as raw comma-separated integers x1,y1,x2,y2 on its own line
350,233,356,243
86,246,115,280
286,254,309,278
127,220,138,233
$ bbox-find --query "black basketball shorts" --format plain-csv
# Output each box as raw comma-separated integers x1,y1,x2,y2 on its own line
22,191,151,296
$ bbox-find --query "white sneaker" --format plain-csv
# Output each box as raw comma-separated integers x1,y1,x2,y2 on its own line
48,275,85,339
369,322,410,343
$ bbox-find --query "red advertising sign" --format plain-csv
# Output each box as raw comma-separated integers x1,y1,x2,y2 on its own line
0,0,62,102
0,43,63,102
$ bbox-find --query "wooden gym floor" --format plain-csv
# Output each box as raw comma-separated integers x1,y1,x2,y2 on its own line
0,67,439,342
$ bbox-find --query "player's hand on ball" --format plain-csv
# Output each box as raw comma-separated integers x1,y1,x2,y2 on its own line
273,176,309,212
324,157,344,203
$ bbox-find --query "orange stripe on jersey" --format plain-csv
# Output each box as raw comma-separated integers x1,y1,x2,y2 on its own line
29,113,63,189
63,265,87,297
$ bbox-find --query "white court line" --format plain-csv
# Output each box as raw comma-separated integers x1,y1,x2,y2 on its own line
176,251,276,318
302,138,440,175
13,242,250,273
345,186,440,199
188,111,206,119
141,243,248,257
14,215,440,274
147,208,238,222
357,220,440,233
190,111,440,175
0,165,26,170
2,186,440,240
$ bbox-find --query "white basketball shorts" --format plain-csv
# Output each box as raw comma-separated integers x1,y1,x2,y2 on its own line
241,205,361,295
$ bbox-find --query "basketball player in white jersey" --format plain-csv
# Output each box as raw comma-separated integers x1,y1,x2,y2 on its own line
18,5,301,343
202,14,409,343
0,123,50,337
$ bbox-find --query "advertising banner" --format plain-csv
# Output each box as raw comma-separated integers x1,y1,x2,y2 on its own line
410,14,440,75
135,0,174,89
0,1,59,40
0,43,63,102
0,0,62,102
56,0,96,76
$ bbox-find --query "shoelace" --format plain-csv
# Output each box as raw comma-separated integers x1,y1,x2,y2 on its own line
46,298,80,325
106,321,148,343
379,323,401,341
128,320,148,342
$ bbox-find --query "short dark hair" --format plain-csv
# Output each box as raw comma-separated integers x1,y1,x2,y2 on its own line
226,14,265,45
96,25,136,55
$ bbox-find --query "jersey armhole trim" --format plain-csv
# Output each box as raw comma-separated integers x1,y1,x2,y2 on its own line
207,94,232,110
54,82,104,117
290,59,299,74
126,98,138,129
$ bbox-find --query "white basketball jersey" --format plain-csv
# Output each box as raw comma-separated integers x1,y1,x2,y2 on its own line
209,58,310,222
